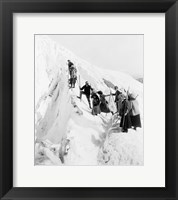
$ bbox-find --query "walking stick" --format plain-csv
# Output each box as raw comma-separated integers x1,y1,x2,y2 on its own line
78,75,81,89
135,94,139,99
78,75,81,100
68,71,71,88
122,113,126,128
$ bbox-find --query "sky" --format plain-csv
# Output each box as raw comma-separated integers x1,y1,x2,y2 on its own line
49,35,143,78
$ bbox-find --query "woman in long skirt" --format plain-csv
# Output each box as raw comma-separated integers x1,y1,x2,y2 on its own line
91,91,101,115
97,91,111,113
120,98,132,133
128,93,141,130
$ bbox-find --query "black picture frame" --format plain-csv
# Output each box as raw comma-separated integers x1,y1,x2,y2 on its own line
0,0,177,199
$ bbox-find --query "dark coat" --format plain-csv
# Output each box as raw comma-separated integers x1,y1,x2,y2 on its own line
120,99,132,131
81,85,92,96
91,93,100,106
91,93,101,115
113,90,122,102
99,94,110,113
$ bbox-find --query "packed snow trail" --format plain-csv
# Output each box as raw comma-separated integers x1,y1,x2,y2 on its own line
63,87,111,165
35,35,143,166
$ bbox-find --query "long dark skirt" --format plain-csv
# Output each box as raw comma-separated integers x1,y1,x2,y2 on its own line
92,105,101,115
100,102,110,113
120,113,132,131
116,101,122,114
130,114,141,128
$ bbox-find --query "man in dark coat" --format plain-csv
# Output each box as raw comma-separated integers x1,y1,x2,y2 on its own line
80,81,92,108
69,66,77,88
112,86,122,114
67,60,75,79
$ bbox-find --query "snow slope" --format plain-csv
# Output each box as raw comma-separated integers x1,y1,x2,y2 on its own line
35,35,143,166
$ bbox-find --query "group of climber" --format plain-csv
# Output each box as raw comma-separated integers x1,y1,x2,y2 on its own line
79,81,111,114
67,60,77,88
119,89,141,132
79,81,141,133
67,60,141,133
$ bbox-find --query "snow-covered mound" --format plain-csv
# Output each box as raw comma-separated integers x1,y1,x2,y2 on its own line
98,128,143,165
35,35,143,166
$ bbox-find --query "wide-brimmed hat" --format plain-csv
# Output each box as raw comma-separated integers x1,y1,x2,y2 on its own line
97,91,103,95
128,92,137,99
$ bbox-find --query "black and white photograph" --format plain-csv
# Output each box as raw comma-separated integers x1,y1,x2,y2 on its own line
35,35,143,166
